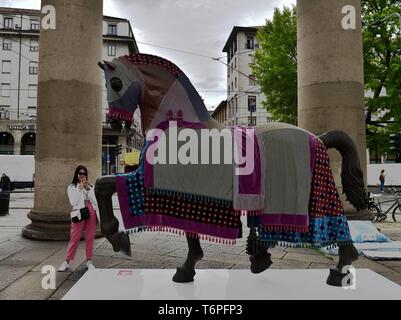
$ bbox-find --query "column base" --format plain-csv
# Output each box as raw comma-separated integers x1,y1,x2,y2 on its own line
22,210,103,240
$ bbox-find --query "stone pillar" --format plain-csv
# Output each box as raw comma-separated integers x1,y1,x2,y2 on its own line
297,0,367,218
22,0,103,240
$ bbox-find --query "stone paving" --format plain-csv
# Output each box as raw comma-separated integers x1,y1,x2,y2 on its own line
1,191,401,299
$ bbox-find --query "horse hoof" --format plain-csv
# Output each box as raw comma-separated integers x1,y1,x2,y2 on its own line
326,268,353,287
108,232,131,256
250,252,272,274
172,267,196,283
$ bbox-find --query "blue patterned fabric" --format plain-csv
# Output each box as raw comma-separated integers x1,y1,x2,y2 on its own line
248,215,352,248
117,144,148,217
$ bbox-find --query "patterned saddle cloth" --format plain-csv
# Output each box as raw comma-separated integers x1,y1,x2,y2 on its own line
115,121,352,247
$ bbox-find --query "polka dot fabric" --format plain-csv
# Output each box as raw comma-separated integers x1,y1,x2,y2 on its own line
125,54,182,78
309,138,343,218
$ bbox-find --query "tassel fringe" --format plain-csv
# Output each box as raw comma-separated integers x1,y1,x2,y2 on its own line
125,225,236,245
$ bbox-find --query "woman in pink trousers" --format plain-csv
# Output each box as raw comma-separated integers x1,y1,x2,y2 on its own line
58,165,99,272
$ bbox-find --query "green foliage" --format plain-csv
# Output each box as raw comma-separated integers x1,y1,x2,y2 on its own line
252,6,297,125
362,0,401,158
253,1,401,159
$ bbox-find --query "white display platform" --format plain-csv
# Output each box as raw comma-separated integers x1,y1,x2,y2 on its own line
62,269,401,300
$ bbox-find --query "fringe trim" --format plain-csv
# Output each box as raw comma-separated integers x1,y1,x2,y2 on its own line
233,209,263,216
107,109,133,122
262,224,310,233
257,239,353,249
147,188,232,207
125,225,237,245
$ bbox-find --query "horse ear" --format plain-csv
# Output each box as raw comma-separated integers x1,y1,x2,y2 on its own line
98,61,105,70
103,60,116,70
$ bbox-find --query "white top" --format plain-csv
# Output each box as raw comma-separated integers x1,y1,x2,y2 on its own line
67,183,99,221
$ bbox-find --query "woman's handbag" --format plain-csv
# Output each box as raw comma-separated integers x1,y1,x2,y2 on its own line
71,191,91,223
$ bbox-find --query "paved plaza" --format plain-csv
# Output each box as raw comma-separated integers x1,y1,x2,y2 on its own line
1,190,401,300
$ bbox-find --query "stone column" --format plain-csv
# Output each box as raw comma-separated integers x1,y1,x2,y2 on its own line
297,0,367,218
22,0,103,240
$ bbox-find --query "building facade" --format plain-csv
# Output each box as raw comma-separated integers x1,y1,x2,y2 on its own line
210,100,228,125
0,7,143,174
222,26,270,126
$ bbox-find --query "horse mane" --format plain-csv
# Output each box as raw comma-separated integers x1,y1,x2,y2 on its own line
122,53,210,124
124,53,183,78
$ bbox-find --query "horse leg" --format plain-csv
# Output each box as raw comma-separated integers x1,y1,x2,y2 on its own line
247,226,273,273
326,243,358,286
95,175,131,256
172,234,204,283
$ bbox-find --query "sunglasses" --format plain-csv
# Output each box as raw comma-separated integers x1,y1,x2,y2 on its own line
78,172,87,176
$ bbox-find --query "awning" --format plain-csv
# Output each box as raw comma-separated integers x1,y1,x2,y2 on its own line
123,151,140,166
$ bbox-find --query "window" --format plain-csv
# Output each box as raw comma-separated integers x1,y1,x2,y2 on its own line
30,39,39,52
0,105,10,119
227,66,230,78
28,106,36,117
234,77,237,88
231,63,233,75
248,95,257,112
249,74,256,86
108,24,117,35
3,38,12,51
1,83,10,97
1,60,11,74
248,116,257,126
29,62,38,75
4,17,13,28
246,36,254,50
108,44,116,56
231,82,233,94
233,39,237,54
28,84,37,98
30,19,40,30
234,57,237,69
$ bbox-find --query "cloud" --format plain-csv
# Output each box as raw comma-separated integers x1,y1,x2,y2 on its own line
0,0,296,108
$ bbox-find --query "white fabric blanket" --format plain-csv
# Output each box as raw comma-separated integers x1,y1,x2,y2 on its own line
322,241,401,255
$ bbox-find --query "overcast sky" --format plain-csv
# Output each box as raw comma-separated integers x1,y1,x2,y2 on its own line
1,0,296,109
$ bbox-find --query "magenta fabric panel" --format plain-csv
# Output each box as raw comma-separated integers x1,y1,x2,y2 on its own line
236,127,261,195
123,214,239,240
259,213,309,227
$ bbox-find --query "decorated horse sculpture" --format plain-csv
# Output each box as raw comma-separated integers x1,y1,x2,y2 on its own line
95,53,370,286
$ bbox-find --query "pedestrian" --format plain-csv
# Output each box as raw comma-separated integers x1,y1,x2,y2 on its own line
0,173,11,191
379,169,386,193
58,165,99,272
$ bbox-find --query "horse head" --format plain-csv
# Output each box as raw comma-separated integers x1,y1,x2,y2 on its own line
99,54,210,135
98,57,143,131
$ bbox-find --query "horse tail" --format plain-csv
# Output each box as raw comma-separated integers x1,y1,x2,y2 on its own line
318,130,368,211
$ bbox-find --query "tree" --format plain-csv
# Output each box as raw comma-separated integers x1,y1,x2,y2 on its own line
252,6,297,125
253,1,401,161
363,0,401,162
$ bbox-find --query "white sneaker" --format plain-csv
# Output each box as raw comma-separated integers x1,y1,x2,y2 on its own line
86,260,95,270
58,261,70,272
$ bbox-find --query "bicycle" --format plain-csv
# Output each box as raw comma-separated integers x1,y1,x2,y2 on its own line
368,187,401,222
